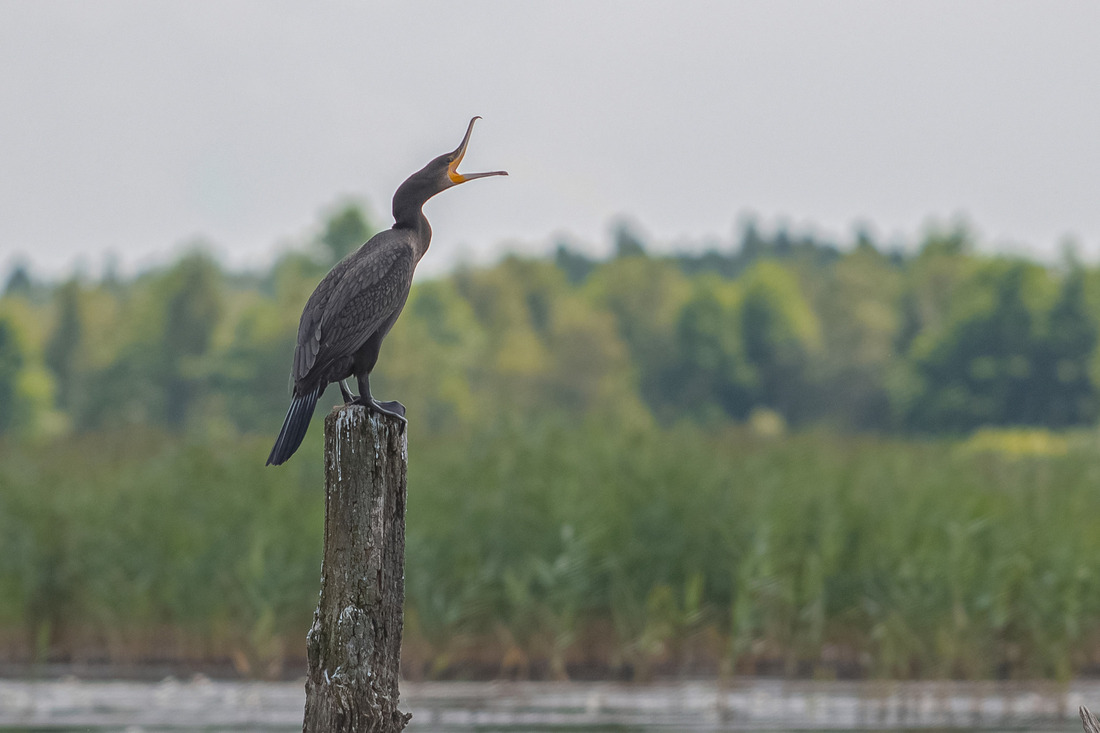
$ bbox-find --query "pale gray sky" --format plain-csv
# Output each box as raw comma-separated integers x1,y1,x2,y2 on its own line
2,1,1099,280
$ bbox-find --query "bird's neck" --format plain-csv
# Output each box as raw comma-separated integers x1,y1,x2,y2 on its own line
392,179,435,258
392,208,432,259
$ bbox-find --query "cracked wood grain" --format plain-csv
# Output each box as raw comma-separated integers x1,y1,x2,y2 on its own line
303,405,410,733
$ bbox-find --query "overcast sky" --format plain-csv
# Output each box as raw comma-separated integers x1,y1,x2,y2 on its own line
2,2,1099,280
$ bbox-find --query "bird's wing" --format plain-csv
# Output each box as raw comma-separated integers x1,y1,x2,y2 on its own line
294,237,414,384
293,255,355,383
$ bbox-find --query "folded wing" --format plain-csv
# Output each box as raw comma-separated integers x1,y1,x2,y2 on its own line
292,237,415,388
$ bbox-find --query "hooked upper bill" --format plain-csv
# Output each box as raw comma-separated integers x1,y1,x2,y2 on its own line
448,117,508,184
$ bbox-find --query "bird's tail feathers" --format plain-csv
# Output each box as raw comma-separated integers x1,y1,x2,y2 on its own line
266,384,322,466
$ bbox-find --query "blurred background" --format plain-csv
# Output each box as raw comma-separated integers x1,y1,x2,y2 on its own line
3,1,1100,683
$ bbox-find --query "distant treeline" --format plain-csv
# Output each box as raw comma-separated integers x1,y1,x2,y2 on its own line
1,203,1097,438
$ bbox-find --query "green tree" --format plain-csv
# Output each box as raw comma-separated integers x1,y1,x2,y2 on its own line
2,264,33,299
918,221,975,259
739,262,821,422
1034,268,1097,426
45,280,84,413
584,257,692,415
667,278,753,420
318,202,375,265
904,263,1046,431
0,309,52,435
450,258,569,418
158,253,225,428
374,278,488,431
214,297,298,434
811,246,900,429
738,216,767,262
0,316,27,434
553,242,596,285
612,219,648,259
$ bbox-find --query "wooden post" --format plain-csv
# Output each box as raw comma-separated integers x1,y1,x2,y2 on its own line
1082,706,1100,733
302,405,411,733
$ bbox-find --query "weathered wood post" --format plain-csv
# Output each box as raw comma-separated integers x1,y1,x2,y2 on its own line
1082,706,1100,733
302,405,411,732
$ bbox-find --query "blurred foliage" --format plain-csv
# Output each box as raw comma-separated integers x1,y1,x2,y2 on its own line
5,205,1098,438
4,419,1100,680
3,202,1100,679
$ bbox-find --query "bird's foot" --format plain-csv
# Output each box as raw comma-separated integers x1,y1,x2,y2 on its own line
348,396,407,423
374,400,406,419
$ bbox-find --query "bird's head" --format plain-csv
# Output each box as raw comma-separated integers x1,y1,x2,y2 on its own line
440,116,508,187
393,117,507,225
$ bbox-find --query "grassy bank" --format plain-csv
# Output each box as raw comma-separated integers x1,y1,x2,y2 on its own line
2,420,1100,680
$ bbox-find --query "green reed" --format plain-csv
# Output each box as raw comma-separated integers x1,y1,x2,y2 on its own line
2,420,1100,679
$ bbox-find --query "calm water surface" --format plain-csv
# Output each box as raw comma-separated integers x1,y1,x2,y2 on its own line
1,678,1092,732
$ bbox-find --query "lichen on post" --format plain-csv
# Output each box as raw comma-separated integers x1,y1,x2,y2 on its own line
302,405,411,733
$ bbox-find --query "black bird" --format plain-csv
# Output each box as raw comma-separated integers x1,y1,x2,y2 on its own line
267,117,507,465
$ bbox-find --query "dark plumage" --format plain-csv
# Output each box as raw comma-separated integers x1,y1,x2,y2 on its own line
267,117,506,465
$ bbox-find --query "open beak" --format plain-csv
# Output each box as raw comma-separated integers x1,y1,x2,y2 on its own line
448,117,508,184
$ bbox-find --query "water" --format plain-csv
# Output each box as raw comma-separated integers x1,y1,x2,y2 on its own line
1,678,1094,732
0,726,635,733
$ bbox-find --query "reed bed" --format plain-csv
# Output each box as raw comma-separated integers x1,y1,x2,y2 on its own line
2,421,1100,680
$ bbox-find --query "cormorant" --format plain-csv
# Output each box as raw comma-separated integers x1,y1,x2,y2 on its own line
267,117,506,465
